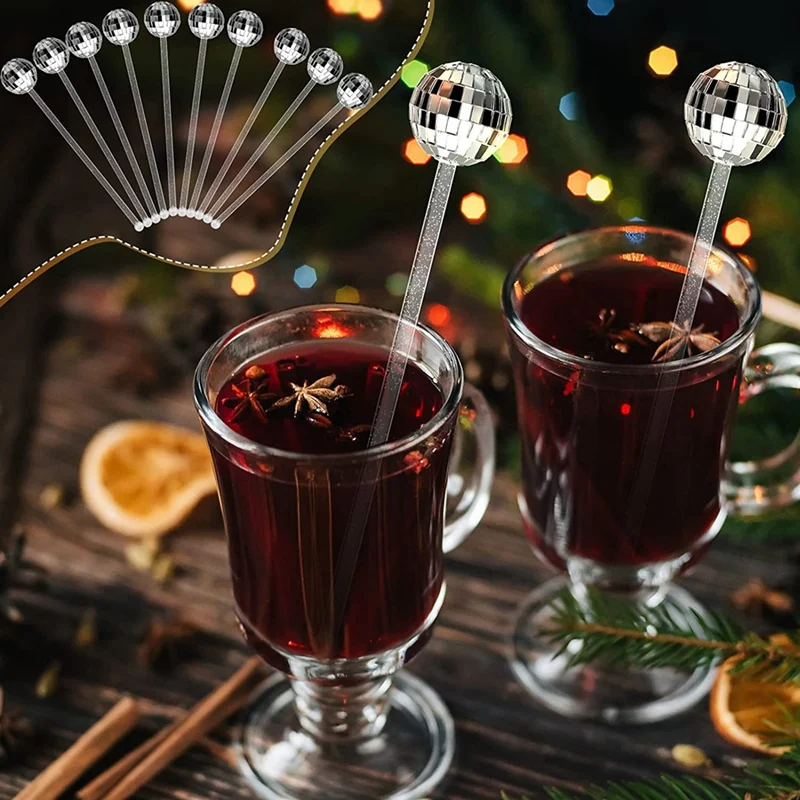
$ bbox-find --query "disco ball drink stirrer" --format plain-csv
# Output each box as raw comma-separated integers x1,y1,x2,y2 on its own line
333,62,512,634
626,61,788,538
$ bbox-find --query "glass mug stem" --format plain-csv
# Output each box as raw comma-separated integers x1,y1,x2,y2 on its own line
725,343,800,514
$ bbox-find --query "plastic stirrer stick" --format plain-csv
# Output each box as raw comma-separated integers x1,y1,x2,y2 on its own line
332,62,513,643
159,38,177,214
625,62,788,539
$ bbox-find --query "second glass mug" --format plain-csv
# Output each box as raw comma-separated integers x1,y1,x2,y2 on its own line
195,305,495,800
503,226,800,723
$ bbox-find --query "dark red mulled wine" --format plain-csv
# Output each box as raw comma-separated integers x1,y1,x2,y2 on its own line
509,258,744,572
211,341,452,666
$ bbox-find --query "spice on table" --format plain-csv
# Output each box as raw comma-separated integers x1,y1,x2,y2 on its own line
138,616,197,670
39,484,66,511
671,743,710,768
74,608,98,648
35,661,62,699
151,552,177,584
730,577,793,618
125,538,161,573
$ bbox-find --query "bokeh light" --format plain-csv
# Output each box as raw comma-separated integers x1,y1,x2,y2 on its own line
336,285,361,303
231,272,256,297
328,0,359,13
178,0,204,10
402,60,429,89
586,175,613,202
648,46,679,77
386,272,408,296
358,0,383,20
724,217,752,247
460,193,488,224
587,0,614,16
779,80,796,107
559,92,580,121
495,134,529,165
427,304,452,327
294,265,318,289
566,169,591,197
403,138,432,165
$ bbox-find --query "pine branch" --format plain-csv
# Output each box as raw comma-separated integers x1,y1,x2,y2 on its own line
546,589,800,682
504,749,800,799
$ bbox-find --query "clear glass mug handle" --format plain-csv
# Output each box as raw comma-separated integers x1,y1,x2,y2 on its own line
443,383,496,552
725,343,800,515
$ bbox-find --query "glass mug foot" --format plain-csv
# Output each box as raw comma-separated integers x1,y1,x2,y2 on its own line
508,577,716,725
237,671,455,800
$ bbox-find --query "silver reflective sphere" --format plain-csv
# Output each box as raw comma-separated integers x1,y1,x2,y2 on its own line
102,10,140,46
1,59,37,95
144,2,181,39
409,62,513,167
337,73,374,110
33,38,70,75
274,27,310,66
308,48,343,85
66,22,104,59
188,3,225,40
227,11,263,48
685,62,787,167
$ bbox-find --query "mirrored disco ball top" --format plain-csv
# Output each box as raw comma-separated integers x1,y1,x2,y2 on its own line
103,10,140,46
275,28,310,66
338,73,374,110
308,48,343,85
227,11,263,48
410,62,512,167
66,22,103,59
189,4,225,40
145,2,181,38
1,59,37,95
33,38,70,75
685,62,788,167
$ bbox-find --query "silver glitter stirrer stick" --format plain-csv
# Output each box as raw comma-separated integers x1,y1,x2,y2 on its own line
188,10,264,217
211,73,373,228
180,3,225,216
197,28,310,218
202,47,343,222
332,62,513,641
1,59,142,230
625,62,788,538
33,36,150,227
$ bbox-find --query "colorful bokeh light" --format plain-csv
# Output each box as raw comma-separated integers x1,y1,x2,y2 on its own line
495,134,529,165
724,217,752,247
587,0,614,15
178,0,204,10
359,0,383,20
648,46,679,77
231,272,256,297
386,272,408,296
586,175,613,202
294,265,318,289
336,285,361,303
559,92,580,121
460,193,488,223
427,304,452,327
402,60,429,89
403,138,432,165
779,80,796,107
328,0,359,13
566,169,592,197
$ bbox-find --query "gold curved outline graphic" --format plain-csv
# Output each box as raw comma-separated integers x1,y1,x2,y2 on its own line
0,0,435,309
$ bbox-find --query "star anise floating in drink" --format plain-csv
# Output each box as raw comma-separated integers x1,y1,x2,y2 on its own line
589,309,650,355
271,374,350,417
635,321,721,363
221,366,277,424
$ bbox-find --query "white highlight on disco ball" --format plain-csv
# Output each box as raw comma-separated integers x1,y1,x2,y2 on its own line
685,61,788,167
144,2,181,39
338,73,374,110
308,48,343,85
66,22,104,59
227,11,263,48
33,38,70,75
409,61,513,167
274,28,310,66
103,9,140,46
189,3,225,40
1,59,38,95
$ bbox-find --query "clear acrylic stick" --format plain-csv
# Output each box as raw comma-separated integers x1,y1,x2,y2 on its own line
159,37,177,214
29,91,142,229
89,58,159,221
58,71,149,224
179,37,207,215
205,79,316,220
122,44,168,219
188,46,243,214
198,62,286,216
211,100,343,227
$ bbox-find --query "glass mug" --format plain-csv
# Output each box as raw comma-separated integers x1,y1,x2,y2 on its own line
502,226,800,723
195,305,495,799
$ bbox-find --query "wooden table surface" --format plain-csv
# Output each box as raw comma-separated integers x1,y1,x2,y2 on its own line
0,291,796,800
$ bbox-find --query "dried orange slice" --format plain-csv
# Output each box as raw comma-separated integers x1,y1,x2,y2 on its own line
80,421,216,538
710,641,800,756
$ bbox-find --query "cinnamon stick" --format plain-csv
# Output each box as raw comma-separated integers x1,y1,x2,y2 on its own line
15,697,140,800
101,658,263,800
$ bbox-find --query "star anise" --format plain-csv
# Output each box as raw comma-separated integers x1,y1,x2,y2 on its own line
271,375,349,418
589,309,649,355
222,366,276,424
636,321,721,363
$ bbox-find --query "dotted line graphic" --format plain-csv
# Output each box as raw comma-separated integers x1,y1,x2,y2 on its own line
0,0,434,306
